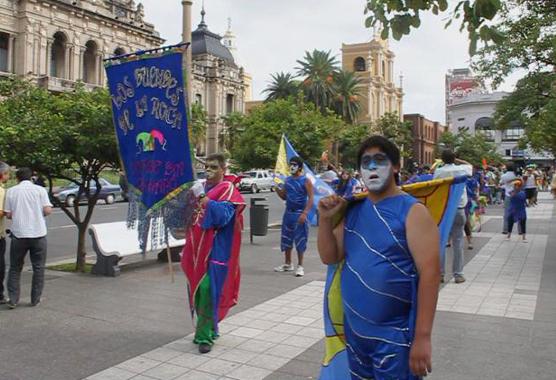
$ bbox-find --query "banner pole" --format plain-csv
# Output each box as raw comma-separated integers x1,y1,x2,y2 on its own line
166,245,175,283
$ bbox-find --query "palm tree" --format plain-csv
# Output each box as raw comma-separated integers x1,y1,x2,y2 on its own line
296,50,339,113
263,72,299,101
332,70,362,124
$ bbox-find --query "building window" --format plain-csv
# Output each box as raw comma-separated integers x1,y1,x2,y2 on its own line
381,61,386,78
50,32,67,78
113,47,126,57
195,94,202,105
0,32,8,72
354,57,366,72
226,94,234,114
505,149,511,156
83,40,98,84
475,117,495,141
457,117,465,121
502,121,525,141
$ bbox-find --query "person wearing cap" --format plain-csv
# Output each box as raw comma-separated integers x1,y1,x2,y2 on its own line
275,156,314,277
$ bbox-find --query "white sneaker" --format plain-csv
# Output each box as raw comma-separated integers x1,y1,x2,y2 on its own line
295,265,304,277
274,264,294,272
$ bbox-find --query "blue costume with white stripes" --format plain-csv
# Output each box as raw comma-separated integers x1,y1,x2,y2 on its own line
281,175,309,253
342,194,420,380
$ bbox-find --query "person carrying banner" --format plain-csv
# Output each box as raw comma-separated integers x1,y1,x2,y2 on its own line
275,156,314,277
317,136,440,379
180,153,245,354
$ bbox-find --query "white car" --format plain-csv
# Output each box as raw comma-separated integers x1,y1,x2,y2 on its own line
239,170,275,193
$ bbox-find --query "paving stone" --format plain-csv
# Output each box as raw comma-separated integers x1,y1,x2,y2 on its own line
141,363,190,380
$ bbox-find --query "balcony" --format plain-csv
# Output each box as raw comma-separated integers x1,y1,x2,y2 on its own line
37,76,102,93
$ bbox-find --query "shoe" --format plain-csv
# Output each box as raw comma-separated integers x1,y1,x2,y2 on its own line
295,265,304,277
0,297,6,305
31,299,41,307
522,239,528,243
274,264,294,272
198,343,212,354
467,245,473,250
454,275,466,284
7,301,17,309
440,274,445,284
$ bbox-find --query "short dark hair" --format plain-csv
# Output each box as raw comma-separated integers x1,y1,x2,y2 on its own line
357,135,400,168
505,163,515,172
441,149,456,164
289,156,304,166
16,167,33,181
205,153,226,169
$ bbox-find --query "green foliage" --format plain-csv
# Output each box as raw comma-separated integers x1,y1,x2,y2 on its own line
338,124,370,167
437,130,503,166
371,113,414,159
230,97,345,170
263,72,300,101
47,262,93,274
297,50,339,114
364,0,503,54
0,77,118,271
332,70,363,124
221,112,245,153
190,102,207,148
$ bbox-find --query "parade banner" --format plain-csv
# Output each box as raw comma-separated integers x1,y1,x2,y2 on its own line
274,134,335,225
105,46,195,250
319,176,466,379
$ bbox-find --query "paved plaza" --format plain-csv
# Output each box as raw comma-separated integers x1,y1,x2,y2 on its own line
1,193,555,380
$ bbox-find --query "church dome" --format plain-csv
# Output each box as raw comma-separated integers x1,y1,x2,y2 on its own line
191,8,236,66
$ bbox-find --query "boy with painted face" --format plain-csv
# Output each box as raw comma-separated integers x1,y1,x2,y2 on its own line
318,136,440,379
275,156,314,277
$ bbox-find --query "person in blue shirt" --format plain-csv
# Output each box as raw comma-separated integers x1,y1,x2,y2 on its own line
334,170,358,199
275,156,314,277
507,179,527,242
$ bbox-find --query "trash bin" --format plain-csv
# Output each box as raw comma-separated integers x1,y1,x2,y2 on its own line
250,197,269,243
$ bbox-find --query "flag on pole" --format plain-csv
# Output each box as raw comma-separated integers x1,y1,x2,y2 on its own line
274,135,335,225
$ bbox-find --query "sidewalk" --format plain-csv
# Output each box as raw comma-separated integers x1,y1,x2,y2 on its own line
1,193,555,380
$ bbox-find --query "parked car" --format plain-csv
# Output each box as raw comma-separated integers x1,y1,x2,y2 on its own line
54,178,122,207
239,169,275,193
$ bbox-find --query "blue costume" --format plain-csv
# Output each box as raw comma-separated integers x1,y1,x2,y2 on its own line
281,175,309,253
342,194,420,380
335,178,359,198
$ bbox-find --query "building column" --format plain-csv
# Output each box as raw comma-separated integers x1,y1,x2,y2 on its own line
182,0,193,106
7,35,15,73
45,38,52,76
64,45,71,79
96,52,104,85
78,46,85,81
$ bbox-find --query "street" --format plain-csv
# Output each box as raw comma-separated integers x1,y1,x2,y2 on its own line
9,190,287,264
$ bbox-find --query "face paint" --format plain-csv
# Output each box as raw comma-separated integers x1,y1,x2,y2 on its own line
205,162,221,180
359,153,393,192
289,163,300,175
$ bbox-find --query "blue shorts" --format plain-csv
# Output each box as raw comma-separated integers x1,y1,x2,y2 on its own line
280,210,309,253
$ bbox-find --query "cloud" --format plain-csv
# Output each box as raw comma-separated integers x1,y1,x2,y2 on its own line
140,0,519,123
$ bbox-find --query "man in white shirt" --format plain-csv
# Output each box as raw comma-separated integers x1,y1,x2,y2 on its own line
500,164,518,234
5,167,52,309
0,162,9,304
433,150,473,284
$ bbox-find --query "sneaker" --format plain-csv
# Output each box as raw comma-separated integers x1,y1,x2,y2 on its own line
30,299,41,307
454,275,466,284
295,265,304,277
7,301,17,309
467,245,473,250
522,238,528,243
0,297,6,305
198,343,212,354
274,264,294,272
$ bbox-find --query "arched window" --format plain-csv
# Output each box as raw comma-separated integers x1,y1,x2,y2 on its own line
83,40,98,84
113,47,126,56
226,94,234,114
475,117,495,141
502,120,525,141
195,94,202,105
0,32,9,72
353,57,366,72
50,32,68,78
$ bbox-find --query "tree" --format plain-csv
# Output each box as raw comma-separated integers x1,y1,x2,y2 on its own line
190,102,207,149
364,0,504,54
338,124,370,167
437,130,503,167
263,72,299,101
371,113,414,160
221,112,245,154
230,97,345,170
332,70,363,124
0,78,118,272
296,50,339,114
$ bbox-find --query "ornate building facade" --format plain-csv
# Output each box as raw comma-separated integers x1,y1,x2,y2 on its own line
189,9,249,156
342,35,403,123
0,0,163,91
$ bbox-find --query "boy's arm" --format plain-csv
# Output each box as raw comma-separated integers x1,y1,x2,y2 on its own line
406,203,440,377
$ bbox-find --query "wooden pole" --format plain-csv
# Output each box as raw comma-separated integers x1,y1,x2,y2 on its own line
166,245,175,283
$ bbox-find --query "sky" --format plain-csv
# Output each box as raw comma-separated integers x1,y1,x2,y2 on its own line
140,0,518,124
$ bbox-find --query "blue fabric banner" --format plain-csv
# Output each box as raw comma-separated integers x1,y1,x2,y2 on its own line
105,49,194,248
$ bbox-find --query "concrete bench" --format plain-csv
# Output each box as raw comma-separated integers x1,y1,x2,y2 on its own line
89,221,185,277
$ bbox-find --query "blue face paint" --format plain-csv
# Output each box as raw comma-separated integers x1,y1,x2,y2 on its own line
360,153,393,192
360,153,390,170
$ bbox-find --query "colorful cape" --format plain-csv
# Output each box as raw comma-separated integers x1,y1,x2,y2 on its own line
181,181,245,326
320,176,466,379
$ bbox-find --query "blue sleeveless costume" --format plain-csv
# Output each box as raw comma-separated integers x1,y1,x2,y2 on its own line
281,175,309,253
342,194,420,380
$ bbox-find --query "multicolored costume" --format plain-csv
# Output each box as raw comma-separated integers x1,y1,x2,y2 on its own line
281,175,309,253
321,177,467,380
180,181,245,346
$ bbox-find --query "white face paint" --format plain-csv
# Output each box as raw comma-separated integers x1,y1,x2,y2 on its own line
205,161,222,181
289,164,300,175
359,153,393,193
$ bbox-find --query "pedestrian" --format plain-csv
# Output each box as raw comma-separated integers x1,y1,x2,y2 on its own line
180,153,245,354
433,150,473,284
317,136,440,379
500,164,518,233
523,166,538,207
5,167,53,309
274,156,314,277
507,179,527,242
0,162,10,304
464,173,479,250
334,170,358,199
